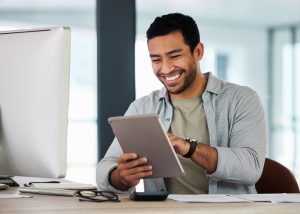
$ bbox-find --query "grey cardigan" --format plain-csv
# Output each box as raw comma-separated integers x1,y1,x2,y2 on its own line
96,72,267,194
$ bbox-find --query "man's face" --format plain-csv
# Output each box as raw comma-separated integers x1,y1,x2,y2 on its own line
148,31,199,95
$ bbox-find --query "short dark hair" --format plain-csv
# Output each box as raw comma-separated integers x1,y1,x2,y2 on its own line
146,13,200,53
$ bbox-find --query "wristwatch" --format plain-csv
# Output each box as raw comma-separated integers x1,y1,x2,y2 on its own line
183,138,198,158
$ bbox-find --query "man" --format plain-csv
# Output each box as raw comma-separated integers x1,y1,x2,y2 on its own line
96,13,267,194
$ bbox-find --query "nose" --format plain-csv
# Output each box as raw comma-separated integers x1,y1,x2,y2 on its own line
160,58,174,74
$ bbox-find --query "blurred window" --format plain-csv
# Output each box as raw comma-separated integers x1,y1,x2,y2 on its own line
270,27,300,178
135,0,300,182
0,0,97,184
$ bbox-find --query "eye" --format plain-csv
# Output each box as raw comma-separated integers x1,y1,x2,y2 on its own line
170,55,180,59
151,58,161,64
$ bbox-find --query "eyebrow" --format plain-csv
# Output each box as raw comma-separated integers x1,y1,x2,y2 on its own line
166,49,182,55
150,49,183,58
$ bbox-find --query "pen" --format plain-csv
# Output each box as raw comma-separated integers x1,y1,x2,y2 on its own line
24,181,60,187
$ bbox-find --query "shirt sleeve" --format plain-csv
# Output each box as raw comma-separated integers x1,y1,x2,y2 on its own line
96,103,138,193
208,87,267,185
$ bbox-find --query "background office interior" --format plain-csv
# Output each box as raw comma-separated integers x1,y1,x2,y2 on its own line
0,0,299,185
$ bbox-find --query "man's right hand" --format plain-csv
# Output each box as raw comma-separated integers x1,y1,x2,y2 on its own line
109,153,153,191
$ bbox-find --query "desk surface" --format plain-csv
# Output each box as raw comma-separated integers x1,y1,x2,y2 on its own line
1,188,300,214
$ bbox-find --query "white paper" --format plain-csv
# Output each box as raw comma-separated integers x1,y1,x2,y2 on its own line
236,194,300,203
19,187,76,197
169,194,300,203
13,176,63,187
27,183,96,190
13,176,95,190
0,193,32,199
168,194,248,203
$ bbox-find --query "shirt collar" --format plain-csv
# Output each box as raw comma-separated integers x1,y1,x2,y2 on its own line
204,72,222,95
158,87,169,100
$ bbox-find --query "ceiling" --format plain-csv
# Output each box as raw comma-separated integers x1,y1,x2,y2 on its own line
137,0,300,28
0,0,299,28
0,0,94,10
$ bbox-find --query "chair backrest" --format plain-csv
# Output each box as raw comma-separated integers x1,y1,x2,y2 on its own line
255,158,300,193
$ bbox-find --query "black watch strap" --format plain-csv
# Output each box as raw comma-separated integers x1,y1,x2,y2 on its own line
183,138,198,158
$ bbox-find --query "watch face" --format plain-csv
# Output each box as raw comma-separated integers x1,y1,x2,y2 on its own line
185,138,198,143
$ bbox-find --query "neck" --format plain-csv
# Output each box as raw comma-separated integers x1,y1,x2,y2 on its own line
170,71,208,100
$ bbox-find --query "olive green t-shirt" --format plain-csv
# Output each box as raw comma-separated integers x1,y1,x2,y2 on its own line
164,95,210,194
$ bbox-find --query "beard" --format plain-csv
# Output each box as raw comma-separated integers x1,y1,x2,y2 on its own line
162,65,197,95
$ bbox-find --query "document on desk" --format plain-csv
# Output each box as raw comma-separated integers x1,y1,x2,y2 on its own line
19,187,76,197
236,194,300,203
168,194,248,203
169,194,300,203
24,183,96,190
0,193,32,199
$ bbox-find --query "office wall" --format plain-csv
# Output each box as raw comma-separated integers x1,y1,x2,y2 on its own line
198,22,268,108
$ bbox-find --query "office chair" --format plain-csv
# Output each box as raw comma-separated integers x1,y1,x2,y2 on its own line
255,158,300,193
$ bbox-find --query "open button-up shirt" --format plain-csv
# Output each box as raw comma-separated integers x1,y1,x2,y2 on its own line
96,72,267,194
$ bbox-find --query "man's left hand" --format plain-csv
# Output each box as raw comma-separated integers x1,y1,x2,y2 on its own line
167,132,218,173
167,133,190,156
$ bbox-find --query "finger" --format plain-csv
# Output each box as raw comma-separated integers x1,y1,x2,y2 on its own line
119,153,138,163
167,132,175,140
127,171,153,182
125,165,152,176
119,165,153,187
167,133,179,142
120,157,148,171
122,170,153,187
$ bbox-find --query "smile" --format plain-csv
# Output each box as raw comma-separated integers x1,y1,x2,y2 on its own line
164,73,181,81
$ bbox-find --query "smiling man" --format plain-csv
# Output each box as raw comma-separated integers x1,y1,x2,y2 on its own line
96,13,267,194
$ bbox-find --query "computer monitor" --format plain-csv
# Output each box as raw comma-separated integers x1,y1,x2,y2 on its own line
0,27,71,179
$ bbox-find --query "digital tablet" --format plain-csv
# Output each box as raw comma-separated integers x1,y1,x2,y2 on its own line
108,114,185,178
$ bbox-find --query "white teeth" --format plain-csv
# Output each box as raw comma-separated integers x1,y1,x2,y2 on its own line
165,74,180,81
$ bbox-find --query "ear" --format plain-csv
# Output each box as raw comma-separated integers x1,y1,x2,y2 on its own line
193,42,204,61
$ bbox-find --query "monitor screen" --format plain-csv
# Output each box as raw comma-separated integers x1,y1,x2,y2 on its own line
0,27,70,178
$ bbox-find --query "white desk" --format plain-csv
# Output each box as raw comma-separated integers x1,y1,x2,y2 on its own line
1,188,300,214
